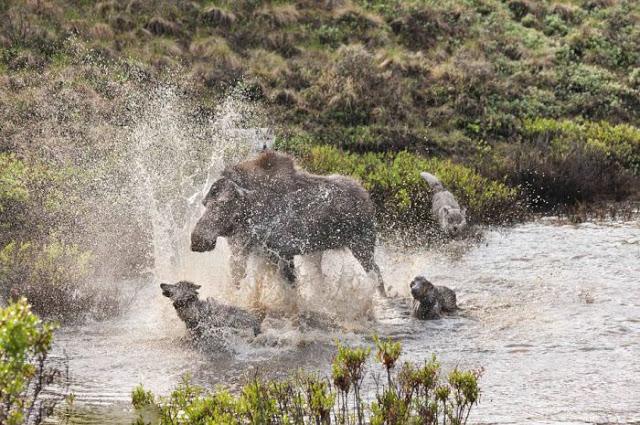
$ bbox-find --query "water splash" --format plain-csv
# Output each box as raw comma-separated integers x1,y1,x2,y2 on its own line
123,85,379,338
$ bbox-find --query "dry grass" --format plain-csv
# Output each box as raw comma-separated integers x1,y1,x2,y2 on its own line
89,23,114,41
200,5,237,27
254,4,301,27
145,16,180,37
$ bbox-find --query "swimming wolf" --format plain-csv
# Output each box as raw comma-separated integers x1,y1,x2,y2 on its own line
410,275,457,320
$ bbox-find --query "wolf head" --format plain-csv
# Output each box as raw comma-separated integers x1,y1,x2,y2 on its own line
410,275,436,301
438,206,467,236
160,281,201,305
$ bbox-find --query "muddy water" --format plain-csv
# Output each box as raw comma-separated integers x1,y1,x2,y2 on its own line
49,219,640,424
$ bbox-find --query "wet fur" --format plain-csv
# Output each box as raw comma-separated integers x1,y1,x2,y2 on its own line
192,151,386,294
420,172,467,236
410,275,457,320
161,281,263,339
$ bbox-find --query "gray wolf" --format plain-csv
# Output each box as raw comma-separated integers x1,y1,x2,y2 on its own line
160,281,262,339
410,275,457,320
420,172,467,236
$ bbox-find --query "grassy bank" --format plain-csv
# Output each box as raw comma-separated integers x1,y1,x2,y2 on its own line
3,0,639,215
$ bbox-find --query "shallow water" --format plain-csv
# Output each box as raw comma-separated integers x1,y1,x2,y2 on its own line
48,219,640,424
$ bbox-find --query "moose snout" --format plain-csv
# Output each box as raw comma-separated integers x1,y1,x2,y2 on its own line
160,283,172,297
191,233,216,252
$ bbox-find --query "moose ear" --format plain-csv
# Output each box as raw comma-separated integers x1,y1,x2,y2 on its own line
203,178,225,205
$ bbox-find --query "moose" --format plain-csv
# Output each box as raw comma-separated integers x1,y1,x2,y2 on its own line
190,150,386,295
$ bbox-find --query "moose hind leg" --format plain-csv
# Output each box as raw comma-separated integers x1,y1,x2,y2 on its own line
351,245,386,297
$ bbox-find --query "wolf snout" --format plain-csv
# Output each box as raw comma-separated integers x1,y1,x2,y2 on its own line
160,283,172,297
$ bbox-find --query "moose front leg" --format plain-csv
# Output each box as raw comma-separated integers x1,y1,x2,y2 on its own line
229,241,249,288
278,256,297,287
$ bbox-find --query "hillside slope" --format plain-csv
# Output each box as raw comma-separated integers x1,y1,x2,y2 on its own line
2,0,639,317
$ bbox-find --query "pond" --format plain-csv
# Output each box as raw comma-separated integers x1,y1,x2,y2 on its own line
48,218,640,424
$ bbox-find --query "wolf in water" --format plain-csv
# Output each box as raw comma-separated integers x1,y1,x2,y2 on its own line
410,275,457,320
420,172,467,236
160,281,262,340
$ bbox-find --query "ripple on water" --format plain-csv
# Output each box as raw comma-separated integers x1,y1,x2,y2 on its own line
49,220,640,424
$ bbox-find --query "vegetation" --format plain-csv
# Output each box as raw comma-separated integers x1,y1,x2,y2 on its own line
289,143,521,226
131,338,481,424
0,298,64,425
0,153,122,321
1,0,639,317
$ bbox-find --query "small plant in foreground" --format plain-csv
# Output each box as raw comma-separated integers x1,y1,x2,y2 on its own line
373,334,402,388
132,338,482,425
0,298,64,425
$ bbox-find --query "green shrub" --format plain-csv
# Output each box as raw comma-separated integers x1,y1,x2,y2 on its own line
523,118,640,175
0,154,124,322
132,385,155,410
0,154,29,231
289,144,520,227
0,240,99,321
0,298,62,425
131,338,481,425
0,155,108,321
554,63,637,121
373,334,402,388
484,118,640,209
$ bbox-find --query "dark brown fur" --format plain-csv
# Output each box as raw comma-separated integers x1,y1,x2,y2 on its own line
191,151,386,294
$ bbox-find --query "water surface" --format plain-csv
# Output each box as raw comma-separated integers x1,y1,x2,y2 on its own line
50,219,640,424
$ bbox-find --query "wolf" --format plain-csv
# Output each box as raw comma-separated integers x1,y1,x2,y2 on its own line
409,275,457,320
160,281,263,340
420,172,467,236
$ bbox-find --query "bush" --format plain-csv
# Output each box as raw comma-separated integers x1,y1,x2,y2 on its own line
522,118,640,175
0,154,121,322
0,240,101,321
0,153,29,225
485,118,640,209
284,143,520,227
131,338,482,425
0,298,63,425
554,63,638,121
